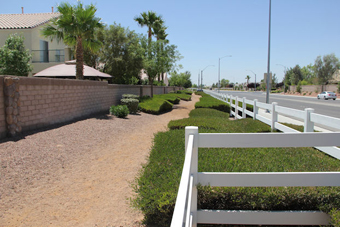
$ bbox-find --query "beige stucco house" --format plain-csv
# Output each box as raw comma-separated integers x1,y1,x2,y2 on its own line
140,70,169,86
0,12,71,76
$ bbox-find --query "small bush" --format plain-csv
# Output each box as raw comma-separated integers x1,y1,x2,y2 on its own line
338,82,340,94
110,105,129,118
296,81,302,93
121,98,139,114
122,94,139,99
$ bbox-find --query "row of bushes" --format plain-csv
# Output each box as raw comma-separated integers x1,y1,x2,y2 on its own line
139,91,192,115
132,93,340,226
110,91,192,117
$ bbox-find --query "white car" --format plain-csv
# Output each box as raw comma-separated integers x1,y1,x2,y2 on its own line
317,91,337,100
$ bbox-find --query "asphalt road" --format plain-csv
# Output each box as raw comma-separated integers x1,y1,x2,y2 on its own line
210,90,340,119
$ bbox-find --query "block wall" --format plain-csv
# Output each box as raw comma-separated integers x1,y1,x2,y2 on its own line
0,76,182,138
0,79,6,138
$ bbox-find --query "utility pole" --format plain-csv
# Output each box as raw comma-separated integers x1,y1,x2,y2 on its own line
266,0,272,104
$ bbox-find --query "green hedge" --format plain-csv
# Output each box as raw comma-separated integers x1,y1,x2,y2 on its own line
122,94,139,99
139,98,173,115
177,90,193,95
132,107,340,226
138,93,192,115
121,98,139,114
156,94,181,104
195,92,230,113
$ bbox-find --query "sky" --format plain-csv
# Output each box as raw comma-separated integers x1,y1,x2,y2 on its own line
1,0,340,86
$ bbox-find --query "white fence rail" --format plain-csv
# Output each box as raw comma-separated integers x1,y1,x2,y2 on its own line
170,127,340,227
206,91,340,160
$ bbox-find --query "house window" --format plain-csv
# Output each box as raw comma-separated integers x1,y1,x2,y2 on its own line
40,40,49,62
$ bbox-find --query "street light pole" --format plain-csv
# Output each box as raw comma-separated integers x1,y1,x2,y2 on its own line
198,70,200,90
266,0,272,104
201,65,214,91
218,55,232,93
276,64,287,94
246,70,257,91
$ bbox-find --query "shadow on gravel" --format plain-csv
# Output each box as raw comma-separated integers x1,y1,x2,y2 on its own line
0,111,114,143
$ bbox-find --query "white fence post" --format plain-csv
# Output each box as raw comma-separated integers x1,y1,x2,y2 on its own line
304,108,314,132
253,99,258,120
235,96,238,120
271,102,278,131
185,126,199,226
242,97,246,119
230,95,233,117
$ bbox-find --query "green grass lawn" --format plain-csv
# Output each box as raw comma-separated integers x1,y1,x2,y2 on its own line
132,93,340,227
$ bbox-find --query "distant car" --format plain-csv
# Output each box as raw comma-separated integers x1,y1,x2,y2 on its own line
317,91,337,100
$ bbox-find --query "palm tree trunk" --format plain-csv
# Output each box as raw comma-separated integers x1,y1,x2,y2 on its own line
76,36,84,80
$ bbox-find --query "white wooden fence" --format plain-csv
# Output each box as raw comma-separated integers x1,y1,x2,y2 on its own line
170,126,340,227
206,91,340,160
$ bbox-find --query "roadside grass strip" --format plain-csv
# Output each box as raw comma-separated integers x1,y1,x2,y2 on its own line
132,94,340,226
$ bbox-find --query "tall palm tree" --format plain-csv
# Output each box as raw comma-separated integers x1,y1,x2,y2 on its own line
153,19,167,41
41,2,103,79
134,11,160,43
134,11,163,63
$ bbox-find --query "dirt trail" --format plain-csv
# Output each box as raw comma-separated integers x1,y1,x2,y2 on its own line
0,94,200,227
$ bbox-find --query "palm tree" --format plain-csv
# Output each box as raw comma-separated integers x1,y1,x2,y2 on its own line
153,19,167,41
246,75,251,90
152,19,168,81
134,11,163,63
41,2,103,79
134,11,160,42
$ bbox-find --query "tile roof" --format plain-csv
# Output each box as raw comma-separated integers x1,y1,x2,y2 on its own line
0,13,60,29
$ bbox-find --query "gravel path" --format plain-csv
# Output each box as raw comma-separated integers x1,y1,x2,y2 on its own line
0,94,199,227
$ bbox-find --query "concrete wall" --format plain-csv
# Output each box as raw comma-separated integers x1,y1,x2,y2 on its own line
289,84,338,93
0,78,6,138
0,76,182,138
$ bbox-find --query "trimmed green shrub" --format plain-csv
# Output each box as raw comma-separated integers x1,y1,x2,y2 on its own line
121,98,139,114
156,94,180,104
122,94,139,99
110,105,129,118
139,98,173,115
195,92,230,113
177,90,193,95
173,93,191,101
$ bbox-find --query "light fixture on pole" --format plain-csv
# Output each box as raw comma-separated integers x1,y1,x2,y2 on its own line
246,70,257,91
218,55,232,93
266,0,272,104
201,65,214,91
276,64,287,94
